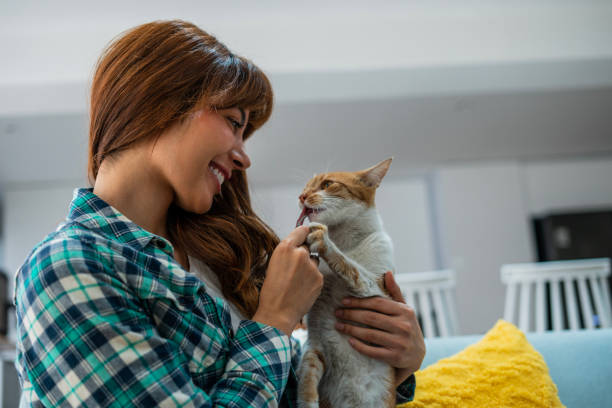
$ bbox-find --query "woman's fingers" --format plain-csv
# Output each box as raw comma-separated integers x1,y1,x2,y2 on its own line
335,320,405,350
336,308,396,333
345,336,394,362
284,225,310,247
384,271,406,304
342,294,409,316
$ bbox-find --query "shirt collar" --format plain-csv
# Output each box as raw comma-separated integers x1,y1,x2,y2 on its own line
66,188,174,254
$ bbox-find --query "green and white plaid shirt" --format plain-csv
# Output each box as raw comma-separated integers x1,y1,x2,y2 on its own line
14,188,414,407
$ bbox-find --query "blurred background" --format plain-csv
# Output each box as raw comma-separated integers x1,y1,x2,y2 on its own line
1,0,612,349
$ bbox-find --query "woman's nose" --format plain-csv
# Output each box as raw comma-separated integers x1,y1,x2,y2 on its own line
230,147,251,170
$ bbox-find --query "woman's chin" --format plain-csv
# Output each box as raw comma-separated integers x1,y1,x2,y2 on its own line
176,193,213,215
195,198,213,214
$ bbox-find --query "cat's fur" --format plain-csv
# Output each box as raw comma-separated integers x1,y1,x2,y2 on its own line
296,158,397,408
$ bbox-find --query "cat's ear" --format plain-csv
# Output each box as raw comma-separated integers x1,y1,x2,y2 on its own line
357,158,392,188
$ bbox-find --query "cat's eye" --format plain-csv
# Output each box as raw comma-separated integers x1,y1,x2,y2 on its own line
321,180,333,189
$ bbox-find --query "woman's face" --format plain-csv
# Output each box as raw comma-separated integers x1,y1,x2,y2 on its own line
151,106,251,214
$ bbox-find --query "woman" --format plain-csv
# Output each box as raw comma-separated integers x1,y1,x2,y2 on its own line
14,20,425,407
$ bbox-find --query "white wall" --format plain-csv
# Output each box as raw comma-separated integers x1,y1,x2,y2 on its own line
376,179,437,273
523,157,612,215
433,156,612,335
0,238,4,274
434,162,534,335
0,199,4,269
1,184,78,342
2,185,77,281
250,184,302,242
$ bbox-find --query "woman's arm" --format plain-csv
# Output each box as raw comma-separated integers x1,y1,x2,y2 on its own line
15,237,292,407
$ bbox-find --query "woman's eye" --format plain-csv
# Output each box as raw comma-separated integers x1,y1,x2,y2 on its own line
228,117,242,130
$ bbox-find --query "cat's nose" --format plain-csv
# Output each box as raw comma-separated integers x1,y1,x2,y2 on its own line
299,193,307,204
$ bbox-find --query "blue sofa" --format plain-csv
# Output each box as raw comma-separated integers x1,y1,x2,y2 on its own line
421,328,612,408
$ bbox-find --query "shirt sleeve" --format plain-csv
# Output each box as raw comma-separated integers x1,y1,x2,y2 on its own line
396,373,416,403
288,336,302,369
14,237,291,407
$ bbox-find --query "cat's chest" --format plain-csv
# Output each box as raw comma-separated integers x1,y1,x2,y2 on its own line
331,232,393,269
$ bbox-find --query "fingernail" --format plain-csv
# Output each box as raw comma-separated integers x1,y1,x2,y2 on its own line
342,298,350,306
335,322,344,331
335,309,343,317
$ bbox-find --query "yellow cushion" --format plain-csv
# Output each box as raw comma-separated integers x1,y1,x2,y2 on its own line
399,320,564,408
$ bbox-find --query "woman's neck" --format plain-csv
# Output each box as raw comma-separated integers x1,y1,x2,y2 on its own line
93,147,174,240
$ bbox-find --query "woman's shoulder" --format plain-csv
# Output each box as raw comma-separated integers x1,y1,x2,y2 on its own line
16,219,194,305
25,221,106,263
15,221,115,292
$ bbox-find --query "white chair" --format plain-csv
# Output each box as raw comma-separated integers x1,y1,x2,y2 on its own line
501,258,612,332
395,269,459,338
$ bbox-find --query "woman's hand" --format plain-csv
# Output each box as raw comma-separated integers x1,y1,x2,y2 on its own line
253,226,324,336
334,271,426,386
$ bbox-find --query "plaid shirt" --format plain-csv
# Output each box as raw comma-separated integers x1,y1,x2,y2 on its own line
14,188,415,407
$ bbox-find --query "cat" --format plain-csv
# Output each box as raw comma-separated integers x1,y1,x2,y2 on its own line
296,158,397,408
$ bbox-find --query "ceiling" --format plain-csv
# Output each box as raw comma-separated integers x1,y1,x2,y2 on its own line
3,0,612,86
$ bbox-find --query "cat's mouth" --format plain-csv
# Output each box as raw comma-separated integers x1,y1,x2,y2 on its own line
296,206,325,227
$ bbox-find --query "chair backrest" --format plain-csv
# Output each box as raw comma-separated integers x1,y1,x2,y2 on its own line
501,258,612,332
395,269,458,338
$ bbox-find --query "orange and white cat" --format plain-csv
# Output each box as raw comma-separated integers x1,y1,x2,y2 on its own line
296,158,397,408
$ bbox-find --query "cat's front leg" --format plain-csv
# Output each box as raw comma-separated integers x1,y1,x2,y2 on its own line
307,223,371,295
305,223,332,260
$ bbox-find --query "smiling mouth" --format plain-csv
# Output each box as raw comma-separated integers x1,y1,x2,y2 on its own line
296,206,325,227
209,162,229,192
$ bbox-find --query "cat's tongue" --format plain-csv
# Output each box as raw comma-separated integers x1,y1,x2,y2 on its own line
296,207,310,227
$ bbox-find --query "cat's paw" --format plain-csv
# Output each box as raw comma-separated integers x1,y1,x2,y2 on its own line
306,222,329,257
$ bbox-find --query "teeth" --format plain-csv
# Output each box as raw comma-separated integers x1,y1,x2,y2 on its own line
209,166,224,186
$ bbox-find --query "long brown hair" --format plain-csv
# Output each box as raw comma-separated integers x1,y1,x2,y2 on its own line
89,19,279,317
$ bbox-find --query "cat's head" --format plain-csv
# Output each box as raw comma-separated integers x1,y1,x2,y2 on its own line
296,158,392,227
